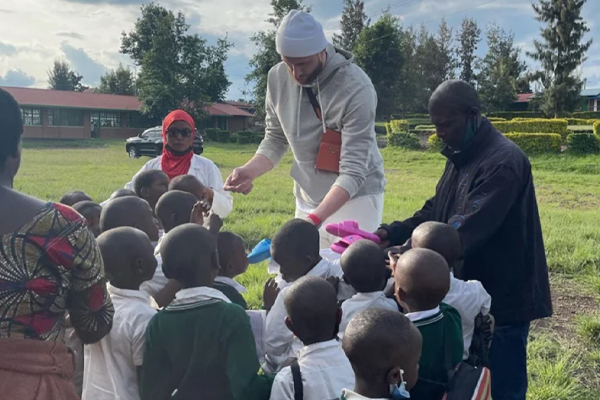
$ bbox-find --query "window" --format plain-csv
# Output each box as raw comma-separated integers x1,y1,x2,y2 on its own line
128,112,143,128
91,111,121,128
20,108,41,126
48,108,83,126
216,116,228,131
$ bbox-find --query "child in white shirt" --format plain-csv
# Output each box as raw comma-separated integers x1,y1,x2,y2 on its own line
270,276,354,400
411,221,492,360
83,227,158,400
214,231,249,309
264,219,344,372
339,240,399,338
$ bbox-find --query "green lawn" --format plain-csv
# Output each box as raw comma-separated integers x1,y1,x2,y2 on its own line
15,139,600,399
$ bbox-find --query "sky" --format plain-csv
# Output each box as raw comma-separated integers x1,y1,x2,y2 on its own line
0,0,598,100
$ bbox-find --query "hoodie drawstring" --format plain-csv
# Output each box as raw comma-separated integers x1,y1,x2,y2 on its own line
317,77,327,134
297,84,303,138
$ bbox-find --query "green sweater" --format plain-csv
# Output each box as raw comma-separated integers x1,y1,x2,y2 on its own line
140,298,272,400
410,303,464,400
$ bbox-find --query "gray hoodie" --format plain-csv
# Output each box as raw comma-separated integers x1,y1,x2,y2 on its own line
257,44,386,208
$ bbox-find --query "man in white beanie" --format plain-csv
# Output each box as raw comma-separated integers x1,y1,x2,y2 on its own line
225,10,385,248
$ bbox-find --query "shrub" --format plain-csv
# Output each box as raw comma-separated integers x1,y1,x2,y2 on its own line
428,134,444,151
504,133,561,154
205,128,219,141
375,124,387,135
487,111,545,120
587,119,599,126
386,119,410,134
216,130,231,143
566,118,593,126
573,111,600,119
388,132,420,149
594,121,600,136
415,125,436,130
407,118,432,128
253,132,265,144
485,117,507,122
566,133,600,154
492,119,569,139
391,113,429,119
236,131,254,144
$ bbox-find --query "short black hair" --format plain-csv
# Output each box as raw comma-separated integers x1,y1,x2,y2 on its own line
411,221,461,266
217,231,244,265
133,170,169,197
272,219,320,259
160,223,219,284
168,174,205,199
100,196,151,232
60,191,92,206
0,88,23,171
343,308,422,380
155,190,198,232
429,79,481,114
341,240,388,293
72,201,102,219
109,188,137,200
284,276,339,343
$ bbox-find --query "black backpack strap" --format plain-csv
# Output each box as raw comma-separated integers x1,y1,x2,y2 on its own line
305,87,323,121
290,359,303,400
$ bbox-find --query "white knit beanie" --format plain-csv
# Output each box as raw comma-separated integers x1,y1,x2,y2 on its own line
276,10,328,58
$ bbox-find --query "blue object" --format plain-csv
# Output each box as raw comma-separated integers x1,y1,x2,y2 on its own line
248,238,272,264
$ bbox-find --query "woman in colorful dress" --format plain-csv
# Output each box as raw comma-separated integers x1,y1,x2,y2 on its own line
0,88,114,400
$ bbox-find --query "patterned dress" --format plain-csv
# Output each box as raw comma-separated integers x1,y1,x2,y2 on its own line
0,202,113,342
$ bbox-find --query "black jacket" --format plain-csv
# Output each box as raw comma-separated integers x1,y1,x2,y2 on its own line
384,120,552,325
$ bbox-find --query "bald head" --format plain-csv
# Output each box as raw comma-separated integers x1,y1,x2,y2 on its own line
341,240,388,293
394,248,450,311
284,276,340,344
429,80,480,114
412,222,461,266
155,190,198,233
343,309,422,390
60,191,92,206
109,188,137,200
100,196,159,241
168,175,205,200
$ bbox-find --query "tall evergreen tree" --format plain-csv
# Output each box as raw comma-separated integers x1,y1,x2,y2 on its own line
457,18,481,85
48,60,85,92
527,0,592,117
354,12,404,117
434,19,457,82
98,64,136,96
246,0,310,119
333,0,370,52
397,26,419,113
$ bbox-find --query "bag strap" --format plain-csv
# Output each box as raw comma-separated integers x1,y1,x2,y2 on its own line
305,87,323,121
291,360,304,400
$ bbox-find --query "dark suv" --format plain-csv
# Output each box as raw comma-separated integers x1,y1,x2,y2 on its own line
125,126,204,159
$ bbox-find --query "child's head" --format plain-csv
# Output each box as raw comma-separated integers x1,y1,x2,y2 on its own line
109,188,137,201
411,221,461,267
155,190,198,233
160,223,220,289
271,219,321,282
217,232,249,279
284,276,341,345
100,196,160,242
341,240,388,293
97,227,157,290
393,248,450,313
133,170,170,211
73,201,102,237
168,174,206,200
60,191,92,206
343,309,422,395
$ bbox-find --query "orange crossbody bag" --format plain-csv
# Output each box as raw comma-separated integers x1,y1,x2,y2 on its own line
305,88,341,174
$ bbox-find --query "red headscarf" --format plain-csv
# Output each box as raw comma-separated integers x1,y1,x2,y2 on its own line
161,110,196,181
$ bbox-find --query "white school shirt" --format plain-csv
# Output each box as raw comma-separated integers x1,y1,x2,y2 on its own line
270,339,355,400
338,292,399,339
124,154,233,218
214,276,247,294
341,389,389,400
443,273,492,360
140,242,168,301
264,258,344,372
83,286,157,400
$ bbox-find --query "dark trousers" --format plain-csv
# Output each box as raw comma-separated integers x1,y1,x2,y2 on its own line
489,321,531,400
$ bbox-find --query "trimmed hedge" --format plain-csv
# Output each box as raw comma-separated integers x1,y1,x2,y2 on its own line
492,119,568,138
415,125,436,130
566,133,600,154
205,128,219,141
386,119,410,134
573,111,600,119
388,132,420,149
566,118,595,126
236,131,254,144
253,132,265,144
488,111,546,120
216,130,231,143
486,117,507,122
594,121,600,136
428,134,444,152
391,113,429,119
375,124,387,135
504,133,562,154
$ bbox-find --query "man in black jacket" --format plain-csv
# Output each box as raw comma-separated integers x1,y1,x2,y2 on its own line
377,80,552,400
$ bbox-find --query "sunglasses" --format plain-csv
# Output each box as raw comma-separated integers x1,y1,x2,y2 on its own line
167,128,193,138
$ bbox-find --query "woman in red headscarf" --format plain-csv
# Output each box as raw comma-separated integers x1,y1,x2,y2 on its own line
124,110,233,218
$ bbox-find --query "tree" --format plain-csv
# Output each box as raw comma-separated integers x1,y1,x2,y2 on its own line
246,0,310,119
478,25,528,112
333,0,370,52
354,12,404,117
97,64,135,96
527,0,592,117
396,26,419,113
47,60,86,92
457,18,481,85
435,19,457,81
121,3,232,123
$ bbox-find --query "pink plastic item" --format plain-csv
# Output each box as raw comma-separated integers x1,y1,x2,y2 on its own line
325,220,381,243
331,235,365,255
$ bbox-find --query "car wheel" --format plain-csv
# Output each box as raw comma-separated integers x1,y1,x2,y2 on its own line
129,146,140,159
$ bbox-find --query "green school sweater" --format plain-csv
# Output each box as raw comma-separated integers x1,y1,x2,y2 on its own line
214,281,248,310
410,303,464,400
140,298,272,400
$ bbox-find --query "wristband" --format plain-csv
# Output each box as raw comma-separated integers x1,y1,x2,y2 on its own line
307,214,322,226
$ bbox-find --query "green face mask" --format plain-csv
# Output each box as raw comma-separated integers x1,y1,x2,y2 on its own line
461,115,480,146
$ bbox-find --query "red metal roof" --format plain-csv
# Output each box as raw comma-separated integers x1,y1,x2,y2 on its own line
515,93,534,103
2,86,142,111
207,102,254,117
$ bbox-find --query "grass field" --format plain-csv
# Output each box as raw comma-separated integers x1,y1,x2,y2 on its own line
16,139,600,398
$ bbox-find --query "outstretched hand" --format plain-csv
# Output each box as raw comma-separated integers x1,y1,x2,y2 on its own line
224,167,254,195
203,211,223,235
263,278,280,312
190,201,211,225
